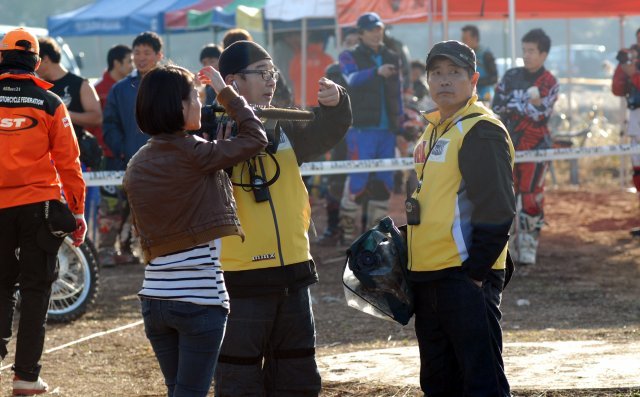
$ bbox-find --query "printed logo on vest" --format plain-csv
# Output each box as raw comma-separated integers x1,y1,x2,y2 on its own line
428,139,450,163
252,253,276,262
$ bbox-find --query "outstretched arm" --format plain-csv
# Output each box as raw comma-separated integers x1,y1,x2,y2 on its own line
286,78,352,164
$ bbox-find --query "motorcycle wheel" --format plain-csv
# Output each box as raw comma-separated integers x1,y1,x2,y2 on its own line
47,237,100,322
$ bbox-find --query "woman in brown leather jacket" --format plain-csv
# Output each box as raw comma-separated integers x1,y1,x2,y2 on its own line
123,64,267,397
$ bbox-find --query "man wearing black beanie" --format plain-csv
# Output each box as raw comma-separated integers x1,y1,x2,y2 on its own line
213,40,353,396
218,40,271,78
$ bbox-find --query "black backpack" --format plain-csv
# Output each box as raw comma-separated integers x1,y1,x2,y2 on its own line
77,130,103,170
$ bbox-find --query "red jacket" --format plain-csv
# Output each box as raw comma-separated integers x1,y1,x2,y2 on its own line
0,71,85,214
612,63,640,96
88,69,117,157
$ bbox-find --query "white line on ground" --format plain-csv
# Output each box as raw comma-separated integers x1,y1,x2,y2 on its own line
0,320,143,371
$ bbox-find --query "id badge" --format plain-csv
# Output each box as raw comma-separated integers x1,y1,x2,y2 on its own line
405,197,421,225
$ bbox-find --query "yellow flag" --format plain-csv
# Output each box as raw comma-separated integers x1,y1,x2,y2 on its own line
236,6,263,32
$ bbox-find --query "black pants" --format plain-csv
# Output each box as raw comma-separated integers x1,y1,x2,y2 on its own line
412,273,510,397
214,287,320,397
0,202,59,381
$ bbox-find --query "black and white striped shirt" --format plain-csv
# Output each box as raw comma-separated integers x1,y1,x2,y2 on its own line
138,240,229,308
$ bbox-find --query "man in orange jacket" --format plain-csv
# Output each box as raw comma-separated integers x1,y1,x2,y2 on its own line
0,28,86,395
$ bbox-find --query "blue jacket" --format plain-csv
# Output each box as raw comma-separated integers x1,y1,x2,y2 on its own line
103,70,149,170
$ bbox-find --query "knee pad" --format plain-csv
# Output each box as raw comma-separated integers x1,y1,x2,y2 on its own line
339,196,359,241
366,199,389,230
518,211,544,234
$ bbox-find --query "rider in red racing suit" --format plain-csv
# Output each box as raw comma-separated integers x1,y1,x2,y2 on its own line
492,31,559,266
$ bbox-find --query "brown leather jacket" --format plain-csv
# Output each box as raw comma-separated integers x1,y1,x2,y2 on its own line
123,87,268,262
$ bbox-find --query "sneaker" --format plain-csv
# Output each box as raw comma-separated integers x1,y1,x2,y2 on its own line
13,375,48,396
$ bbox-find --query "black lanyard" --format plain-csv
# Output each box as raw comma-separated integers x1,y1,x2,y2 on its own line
416,113,482,193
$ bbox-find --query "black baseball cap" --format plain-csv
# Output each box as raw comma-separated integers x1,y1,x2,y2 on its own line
426,40,476,71
357,12,384,31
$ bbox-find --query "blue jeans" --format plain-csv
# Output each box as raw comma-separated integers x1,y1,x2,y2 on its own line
345,127,396,196
140,298,228,397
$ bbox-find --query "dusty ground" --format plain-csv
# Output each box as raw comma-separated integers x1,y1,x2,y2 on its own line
0,186,639,396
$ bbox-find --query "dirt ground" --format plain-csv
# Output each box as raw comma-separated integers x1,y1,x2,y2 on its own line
0,186,639,396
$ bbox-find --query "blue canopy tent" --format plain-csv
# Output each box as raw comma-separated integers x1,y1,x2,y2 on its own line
47,0,201,36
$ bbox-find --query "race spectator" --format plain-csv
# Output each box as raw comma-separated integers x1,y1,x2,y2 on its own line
492,28,559,266
124,64,267,397
37,36,103,242
338,12,403,242
199,43,222,104
90,44,133,266
103,31,164,265
612,27,640,237
37,37,103,154
408,39,514,396
213,40,351,396
461,24,498,102
0,28,86,396
91,44,133,156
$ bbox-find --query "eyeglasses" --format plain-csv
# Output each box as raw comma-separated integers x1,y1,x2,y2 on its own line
239,69,280,82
